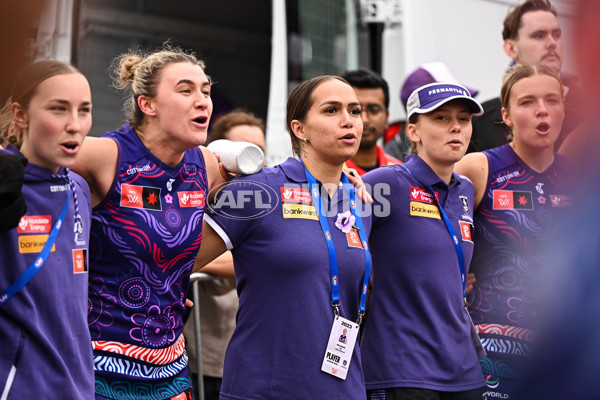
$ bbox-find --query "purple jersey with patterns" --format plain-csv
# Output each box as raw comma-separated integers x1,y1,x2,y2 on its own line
467,144,573,380
0,144,94,399
87,124,208,399
361,155,484,391
205,158,371,400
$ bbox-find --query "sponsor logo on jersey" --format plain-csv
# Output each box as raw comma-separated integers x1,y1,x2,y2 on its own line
126,163,151,175
177,190,205,207
282,203,318,220
459,195,470,214
549,194,570,208
346,229,363,248
50,184,68,192
17,215,52,234
18,235,56,253
459,221,473,242
492,190,533,210
409,201,440,219
493,169,522,184
280,187,313,204
409,186,437,204
120,184,162,211
73,248,88,274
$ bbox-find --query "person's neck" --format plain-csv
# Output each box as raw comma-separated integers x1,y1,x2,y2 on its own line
137,123,184,167
350,145,378,169
300,155,343,197
418,155,454,185
510,141,554,173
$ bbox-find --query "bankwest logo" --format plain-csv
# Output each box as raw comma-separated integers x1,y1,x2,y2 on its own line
120,184,162,211
409,202,440,219
280,187,313,204
282,203,318,220
17,215,52,234
19,235,56,254
178,190,205,208
409,186,437,204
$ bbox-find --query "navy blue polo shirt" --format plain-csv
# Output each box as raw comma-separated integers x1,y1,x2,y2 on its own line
206,157,371,400
360,155,484,391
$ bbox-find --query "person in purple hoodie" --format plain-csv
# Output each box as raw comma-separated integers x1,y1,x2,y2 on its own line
0,60,94,399
361,82,487,400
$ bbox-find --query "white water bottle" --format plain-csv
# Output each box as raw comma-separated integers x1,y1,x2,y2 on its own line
207,139,264,175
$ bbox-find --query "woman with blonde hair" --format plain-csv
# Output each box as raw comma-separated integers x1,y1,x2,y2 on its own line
71,45,224,400
0,59,94,398
455,64,573,398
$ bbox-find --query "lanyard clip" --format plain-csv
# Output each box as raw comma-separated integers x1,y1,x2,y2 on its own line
356,311,365,325
332,303,340,319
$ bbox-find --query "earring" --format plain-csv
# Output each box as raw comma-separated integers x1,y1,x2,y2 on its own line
303,138,308,143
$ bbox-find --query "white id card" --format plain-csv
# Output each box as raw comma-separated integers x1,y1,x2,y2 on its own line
321,315,359,380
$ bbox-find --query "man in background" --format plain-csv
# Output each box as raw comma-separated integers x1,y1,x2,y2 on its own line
341,68,401,174
469,0,581,153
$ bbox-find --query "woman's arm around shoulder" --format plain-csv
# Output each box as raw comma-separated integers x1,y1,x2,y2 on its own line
454,152,488,209
71,136,118,207
193,220,232,276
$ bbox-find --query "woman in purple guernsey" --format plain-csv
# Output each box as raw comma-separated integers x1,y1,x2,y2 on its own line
193,76,372,399
0,60,94,398
70,46,225,400
361,82,487,400
455,64,572,399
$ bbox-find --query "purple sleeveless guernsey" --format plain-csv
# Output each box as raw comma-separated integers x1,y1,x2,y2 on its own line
88,124,208,399
467,144,573,381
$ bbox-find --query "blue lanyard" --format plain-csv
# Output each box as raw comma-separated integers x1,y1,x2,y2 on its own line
0,188,71,308
302,162,372,322
402,164,467,300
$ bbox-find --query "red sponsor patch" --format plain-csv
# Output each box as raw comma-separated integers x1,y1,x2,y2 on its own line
549,194,569,208
121,184,162,210
346,229,363,248
177,190,205,207
121,184,144,208
280,187,313,204
459,221,473,242
493,190,513,209
409,186,437,204
17,215,52,234
72,249,88,274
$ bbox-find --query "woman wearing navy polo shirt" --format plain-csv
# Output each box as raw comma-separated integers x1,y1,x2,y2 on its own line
361,82,487,399
194,75,373,399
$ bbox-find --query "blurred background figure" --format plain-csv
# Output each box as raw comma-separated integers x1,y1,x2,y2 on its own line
469,0,582,153
341,68,401,174
184,109,265,400
513,0,600,398
385,62,479,162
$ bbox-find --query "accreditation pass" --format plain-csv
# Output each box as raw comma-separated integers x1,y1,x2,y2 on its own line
321,315,359,380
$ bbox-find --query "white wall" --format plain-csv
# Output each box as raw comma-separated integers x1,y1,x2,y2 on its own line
383,0,578,123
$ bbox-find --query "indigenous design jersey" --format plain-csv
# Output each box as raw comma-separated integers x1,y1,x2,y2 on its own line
206,158,371,400
360,155,484,392
0,145,94,399
467,144,573,380
88,124,208,400
344,144,402,175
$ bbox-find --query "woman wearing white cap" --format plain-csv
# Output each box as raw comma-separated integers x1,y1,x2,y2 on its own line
361,82,487,399
455,64,573,398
